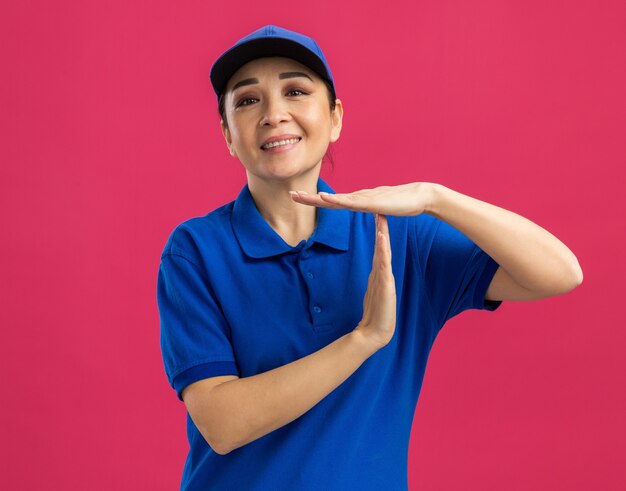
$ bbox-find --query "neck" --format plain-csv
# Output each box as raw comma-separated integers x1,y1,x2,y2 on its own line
247,169,321,247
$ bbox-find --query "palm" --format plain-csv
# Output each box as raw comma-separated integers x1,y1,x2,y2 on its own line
289,182,433,217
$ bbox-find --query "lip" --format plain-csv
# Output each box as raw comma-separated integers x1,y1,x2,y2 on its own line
260,134,302,149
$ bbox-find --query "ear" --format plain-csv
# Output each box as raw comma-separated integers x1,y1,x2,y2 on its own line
220,119,237,157
329,99,343,143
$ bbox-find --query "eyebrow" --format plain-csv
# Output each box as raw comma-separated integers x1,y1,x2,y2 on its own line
231,72,314,92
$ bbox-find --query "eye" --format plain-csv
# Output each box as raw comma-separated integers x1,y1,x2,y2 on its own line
234,88,309,108
235,97,257,108
286,88,308,97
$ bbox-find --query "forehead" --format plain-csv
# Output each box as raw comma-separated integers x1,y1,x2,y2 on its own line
224,56,319,92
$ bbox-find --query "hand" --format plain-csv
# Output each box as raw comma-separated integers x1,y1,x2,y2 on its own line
288,182,436,216
354,213,396,350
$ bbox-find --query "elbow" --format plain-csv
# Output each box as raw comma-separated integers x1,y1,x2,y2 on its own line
556,260,584,295
199,414,246,456
568,258,584,289
212,442,232,456
537,262,583,298
203,421,258,456
193,411,235,456
183,375,245,457
201,428,233,456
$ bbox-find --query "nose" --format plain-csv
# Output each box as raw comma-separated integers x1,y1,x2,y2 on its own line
259,94,291,127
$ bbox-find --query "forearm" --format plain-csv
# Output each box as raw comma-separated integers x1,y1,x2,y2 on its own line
425,183,583,293
208,329,379,455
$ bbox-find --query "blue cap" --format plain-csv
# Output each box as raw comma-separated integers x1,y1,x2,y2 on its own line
209,25,336,101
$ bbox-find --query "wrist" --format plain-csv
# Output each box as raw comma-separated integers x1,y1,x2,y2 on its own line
423,182,446,218
351,326,385,356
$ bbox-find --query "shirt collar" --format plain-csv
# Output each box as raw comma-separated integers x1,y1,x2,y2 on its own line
232,176,351,259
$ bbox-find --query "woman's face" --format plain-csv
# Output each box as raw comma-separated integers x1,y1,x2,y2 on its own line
220,56,343,182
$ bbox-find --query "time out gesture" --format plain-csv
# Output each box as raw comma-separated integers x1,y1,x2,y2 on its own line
290,180,583,309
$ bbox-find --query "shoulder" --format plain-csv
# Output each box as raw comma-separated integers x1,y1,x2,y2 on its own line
406,213,466,246
161,201,235,263
347,212,438,246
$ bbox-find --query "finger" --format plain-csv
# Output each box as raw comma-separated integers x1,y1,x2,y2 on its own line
318,192,372,212
289,191,342,209
377,226,389,271
378,214,392,263
290,199,337,209
377,229,387,265
318,191,339,201
378,212,388,232
376,213,385,262
371,216,381,273
373,218,380,264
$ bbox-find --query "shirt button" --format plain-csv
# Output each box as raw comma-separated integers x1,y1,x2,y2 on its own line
313,305,321,313
307,272,314,279
302,251,309,258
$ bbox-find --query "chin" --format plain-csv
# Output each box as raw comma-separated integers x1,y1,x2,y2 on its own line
248,162,322,183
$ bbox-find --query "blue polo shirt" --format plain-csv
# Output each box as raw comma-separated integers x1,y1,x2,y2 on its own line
157,176,503,490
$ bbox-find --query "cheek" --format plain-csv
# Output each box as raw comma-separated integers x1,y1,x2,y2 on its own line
302,107,332,137
229,124,254,149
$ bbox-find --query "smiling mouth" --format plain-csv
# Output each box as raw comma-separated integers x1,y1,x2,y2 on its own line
260,137,302,150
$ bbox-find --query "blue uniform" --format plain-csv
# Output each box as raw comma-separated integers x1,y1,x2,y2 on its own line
157,176,503,490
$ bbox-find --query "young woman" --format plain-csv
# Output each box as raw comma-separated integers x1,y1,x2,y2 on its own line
157,25,583,491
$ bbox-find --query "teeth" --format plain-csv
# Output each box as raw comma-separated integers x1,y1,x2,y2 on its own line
262,137,300,149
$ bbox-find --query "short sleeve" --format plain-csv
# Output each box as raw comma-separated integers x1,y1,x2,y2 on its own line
157,252,240,401
411,214,503,329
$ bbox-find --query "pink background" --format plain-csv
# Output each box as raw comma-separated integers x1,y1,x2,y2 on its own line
2,1,624,489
